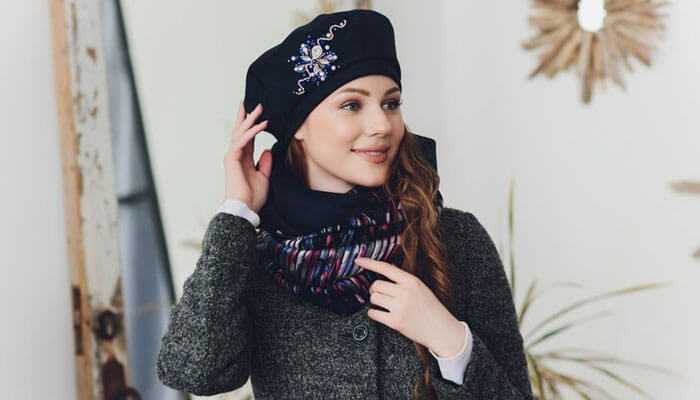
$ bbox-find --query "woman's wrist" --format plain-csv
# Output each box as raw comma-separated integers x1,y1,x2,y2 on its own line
219,198,260,227
428,318,468,358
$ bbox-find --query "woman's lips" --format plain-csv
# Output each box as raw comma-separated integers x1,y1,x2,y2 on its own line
352,149,388,164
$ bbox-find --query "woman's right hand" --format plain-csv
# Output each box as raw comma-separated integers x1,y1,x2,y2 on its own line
224,102,273,214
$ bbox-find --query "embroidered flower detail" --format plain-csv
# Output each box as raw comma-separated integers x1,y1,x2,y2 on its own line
288,19,347,95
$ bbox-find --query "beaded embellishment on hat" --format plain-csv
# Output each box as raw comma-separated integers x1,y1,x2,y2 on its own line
288,19,347,95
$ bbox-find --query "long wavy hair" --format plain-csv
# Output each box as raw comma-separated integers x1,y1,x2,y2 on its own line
286,124,453,399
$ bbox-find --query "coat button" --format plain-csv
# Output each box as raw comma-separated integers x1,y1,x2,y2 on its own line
352,323,368,341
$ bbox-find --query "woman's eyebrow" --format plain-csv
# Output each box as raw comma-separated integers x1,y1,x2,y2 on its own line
335,86,401,96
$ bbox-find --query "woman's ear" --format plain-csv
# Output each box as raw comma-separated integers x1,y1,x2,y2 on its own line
293,124,307,141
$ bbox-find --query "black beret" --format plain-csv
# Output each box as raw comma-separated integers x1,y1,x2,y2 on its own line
243,9,402,150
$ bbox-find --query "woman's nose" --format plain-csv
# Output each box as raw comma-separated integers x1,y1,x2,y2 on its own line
368,106,393,135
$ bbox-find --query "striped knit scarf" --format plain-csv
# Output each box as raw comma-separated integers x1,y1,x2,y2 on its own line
256,191,408,316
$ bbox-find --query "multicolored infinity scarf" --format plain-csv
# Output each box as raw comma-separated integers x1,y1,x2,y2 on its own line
254,135,442,315
256,194,408,316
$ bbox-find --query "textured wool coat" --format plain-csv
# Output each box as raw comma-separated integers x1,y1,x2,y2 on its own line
156,207,534,399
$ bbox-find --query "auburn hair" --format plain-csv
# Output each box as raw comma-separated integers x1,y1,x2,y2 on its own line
286,125,452,399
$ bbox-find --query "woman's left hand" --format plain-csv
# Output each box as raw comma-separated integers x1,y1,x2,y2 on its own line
355,256,466,357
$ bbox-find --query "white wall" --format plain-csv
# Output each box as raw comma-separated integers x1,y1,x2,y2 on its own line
0,1,76,398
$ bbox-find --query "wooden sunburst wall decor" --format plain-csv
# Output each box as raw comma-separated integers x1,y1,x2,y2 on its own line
522,0,669,103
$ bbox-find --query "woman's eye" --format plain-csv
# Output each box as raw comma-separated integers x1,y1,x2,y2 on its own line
341,100,402,111
341,101,360,111
384,99,402,110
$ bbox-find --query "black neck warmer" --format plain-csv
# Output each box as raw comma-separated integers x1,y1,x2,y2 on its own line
257,133,443,238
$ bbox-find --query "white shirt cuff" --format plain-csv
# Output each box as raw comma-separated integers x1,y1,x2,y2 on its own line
217,198,260,228
428,320,474,385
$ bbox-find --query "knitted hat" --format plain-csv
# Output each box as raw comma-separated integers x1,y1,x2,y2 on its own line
243,9,401,150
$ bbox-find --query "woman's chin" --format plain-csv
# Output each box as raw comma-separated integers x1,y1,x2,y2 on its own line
352,170,390,187
345,156,394,186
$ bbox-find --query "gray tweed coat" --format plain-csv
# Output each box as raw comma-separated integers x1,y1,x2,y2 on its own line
156,207,534,399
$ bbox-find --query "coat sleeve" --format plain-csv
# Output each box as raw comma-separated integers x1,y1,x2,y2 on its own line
156,212,258,395
428,210,534,399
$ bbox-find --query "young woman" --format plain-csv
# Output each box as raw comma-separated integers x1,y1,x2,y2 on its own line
157,9,533,400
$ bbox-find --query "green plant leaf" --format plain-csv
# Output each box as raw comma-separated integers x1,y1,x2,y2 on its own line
525,282,671,339
508,176,516,298
518,280,585,328
525,310,614,349
582,363,654,400
518,280,538,327
535,351,682,378
537,364,619,400
669,180,700,194
527,352,547,399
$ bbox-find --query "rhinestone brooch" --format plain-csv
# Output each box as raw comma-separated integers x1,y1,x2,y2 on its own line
288,19,347,95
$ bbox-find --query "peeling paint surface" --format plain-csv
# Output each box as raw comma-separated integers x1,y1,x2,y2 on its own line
59,0,132,398
64,0,123,321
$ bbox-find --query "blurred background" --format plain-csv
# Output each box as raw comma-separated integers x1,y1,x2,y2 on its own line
2,0,699,399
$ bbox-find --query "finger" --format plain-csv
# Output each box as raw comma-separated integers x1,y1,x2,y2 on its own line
369,291,394,311
235,101,245,125
367,307,392,326
231,120,267,154
231,102,253,141
232,119,267,146
240,103,263,132
355,257,410,284
369,279,400,297
241,121,261,160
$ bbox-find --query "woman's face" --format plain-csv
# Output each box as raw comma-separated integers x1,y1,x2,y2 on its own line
293,74,405,193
